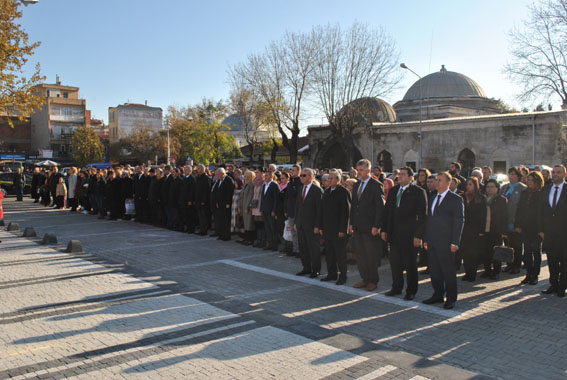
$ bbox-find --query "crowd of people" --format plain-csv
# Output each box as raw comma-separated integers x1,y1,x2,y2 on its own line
26,159,567,309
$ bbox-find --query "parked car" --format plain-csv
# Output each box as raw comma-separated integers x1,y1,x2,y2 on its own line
0,172,32,195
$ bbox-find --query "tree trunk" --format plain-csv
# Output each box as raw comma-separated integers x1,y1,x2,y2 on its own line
249,143,255,165
289,129,299,164
270,139,279,163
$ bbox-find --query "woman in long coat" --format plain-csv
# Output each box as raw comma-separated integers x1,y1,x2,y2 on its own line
237,170,256,245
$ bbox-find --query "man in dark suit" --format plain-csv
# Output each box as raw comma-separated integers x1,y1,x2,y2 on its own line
449,162,467,192
382,167,427,300
294,168,323,278
539,165,567,297
12,167,25,201
423,172,464,309
168,168,183,230
349,159,385,291
179,166,197,233
211,168,234,241
261,170,280,251
320,169,351,285
160,165,173,227
133,166,146,222
195,165,212,235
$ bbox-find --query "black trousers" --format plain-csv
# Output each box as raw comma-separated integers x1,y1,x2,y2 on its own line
325,236,347,280
523,237,542,277
182,205,197,232
461,235,483,280
546,237,567,290
507,231,524,269
262,212,278,249
389,239,418,295
298,225,321,274
214,206,231,239
428,243,458,303
197,204,210,233
483,233,503,275
353,232,381,284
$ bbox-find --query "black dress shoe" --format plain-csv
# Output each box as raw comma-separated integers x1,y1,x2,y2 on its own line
558,289,566,298
542,286,557,295
296,270,311,276
529,276,538,285
336,278,346,285
309,272,320,278
320,276,337,282
404,293,415,301
384,289,401,297
422,297,444,305
443,301,455,309
520,276,530,285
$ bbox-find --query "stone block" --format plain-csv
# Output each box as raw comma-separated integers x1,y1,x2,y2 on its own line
22,227,36,237
41,233,57,245
65,240,83,253
6,222,19,231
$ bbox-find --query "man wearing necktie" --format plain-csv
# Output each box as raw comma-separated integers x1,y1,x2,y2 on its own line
381,167,427,300
349,159,385,291
539,165,567,297
423,172,464,310
294,168,323,278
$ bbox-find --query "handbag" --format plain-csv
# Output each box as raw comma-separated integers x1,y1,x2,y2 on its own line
125,198,136,215
249,199,259,209
493,238,514,263
283,219,293,241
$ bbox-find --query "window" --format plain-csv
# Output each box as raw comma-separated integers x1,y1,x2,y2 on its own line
63,92,68,99
493,161,507,174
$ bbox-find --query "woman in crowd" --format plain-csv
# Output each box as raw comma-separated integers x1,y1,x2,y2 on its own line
500,167,527,274
276,171,289,251
383,178,394,199
231,169,244,233
460,177,487,282
515,171,544,285
416,168,431,190
482,179,508,280
55,176,67,209
237,170,256,245
67,167,78,212
251,168,265,248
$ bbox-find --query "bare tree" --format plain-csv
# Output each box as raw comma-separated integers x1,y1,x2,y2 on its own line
505,0,567,109
229,86,264,163
228,31,315,164
311,22,401,167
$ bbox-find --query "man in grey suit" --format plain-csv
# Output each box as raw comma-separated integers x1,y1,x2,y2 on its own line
423,172,464,309
349,159,385,291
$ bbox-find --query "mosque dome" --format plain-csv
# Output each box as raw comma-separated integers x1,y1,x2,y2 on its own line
402,65,486,101
337,97,397,123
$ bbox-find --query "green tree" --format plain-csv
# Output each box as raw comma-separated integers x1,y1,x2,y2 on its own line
0,0,45,126
166,100,242,165
71,126,105,167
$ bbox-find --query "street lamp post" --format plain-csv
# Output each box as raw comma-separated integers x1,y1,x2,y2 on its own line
400,63,423,169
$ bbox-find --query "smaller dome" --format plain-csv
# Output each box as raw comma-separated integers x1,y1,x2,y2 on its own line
221,114,244,131
337,97,397,124
402,65,486,101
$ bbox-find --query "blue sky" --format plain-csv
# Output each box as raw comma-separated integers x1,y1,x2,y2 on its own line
20,0,536,126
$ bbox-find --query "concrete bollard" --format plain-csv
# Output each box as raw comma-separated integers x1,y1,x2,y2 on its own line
6,222,19,232
65,240,83,253
22,227,37,237
41,233,57,245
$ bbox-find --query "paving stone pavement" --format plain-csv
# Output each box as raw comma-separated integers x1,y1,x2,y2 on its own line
0,197,565,379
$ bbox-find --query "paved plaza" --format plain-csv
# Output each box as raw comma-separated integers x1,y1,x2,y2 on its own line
0,198,565,379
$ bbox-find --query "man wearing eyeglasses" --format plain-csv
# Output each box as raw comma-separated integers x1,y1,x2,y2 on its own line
349,159,385,291
294,168,323,278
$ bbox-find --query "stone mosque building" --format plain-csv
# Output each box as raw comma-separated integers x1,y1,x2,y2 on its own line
305,65,567,174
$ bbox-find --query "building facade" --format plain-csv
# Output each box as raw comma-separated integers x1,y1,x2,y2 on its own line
108,103,163,143
30,79,87,159
306,66,567,173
